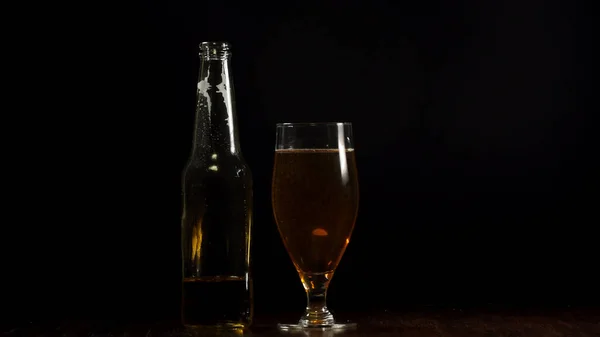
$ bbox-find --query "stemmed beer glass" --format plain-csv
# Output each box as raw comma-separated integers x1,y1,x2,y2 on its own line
271,122,359,330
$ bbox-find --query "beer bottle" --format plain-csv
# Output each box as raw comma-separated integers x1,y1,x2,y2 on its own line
181,41,253,329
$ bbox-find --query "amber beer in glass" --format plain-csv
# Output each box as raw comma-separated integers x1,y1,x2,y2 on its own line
272,122,359,330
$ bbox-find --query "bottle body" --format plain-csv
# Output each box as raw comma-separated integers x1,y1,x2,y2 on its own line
181,42,253,329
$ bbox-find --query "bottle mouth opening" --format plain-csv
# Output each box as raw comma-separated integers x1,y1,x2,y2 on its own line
276,122,352,127
200,41,232,60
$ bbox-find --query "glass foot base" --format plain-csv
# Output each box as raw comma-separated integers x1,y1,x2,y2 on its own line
278,322,357,331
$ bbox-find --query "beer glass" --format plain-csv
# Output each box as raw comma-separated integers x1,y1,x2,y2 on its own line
272,122,359,330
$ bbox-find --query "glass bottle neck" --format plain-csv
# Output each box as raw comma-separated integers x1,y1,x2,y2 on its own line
192,56,241,156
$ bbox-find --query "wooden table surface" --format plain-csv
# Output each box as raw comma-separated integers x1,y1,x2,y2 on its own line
5,309,599,336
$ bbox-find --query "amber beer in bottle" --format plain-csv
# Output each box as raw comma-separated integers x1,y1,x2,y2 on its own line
181,42,253,329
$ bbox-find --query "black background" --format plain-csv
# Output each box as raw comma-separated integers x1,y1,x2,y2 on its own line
4,0,596,327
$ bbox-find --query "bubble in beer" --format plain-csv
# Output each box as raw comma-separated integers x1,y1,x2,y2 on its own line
312,228,328,236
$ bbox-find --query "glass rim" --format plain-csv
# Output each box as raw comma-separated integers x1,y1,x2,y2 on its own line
275,122,352,127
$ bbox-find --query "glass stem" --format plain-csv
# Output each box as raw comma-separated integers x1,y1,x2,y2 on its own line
299,272,335,327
